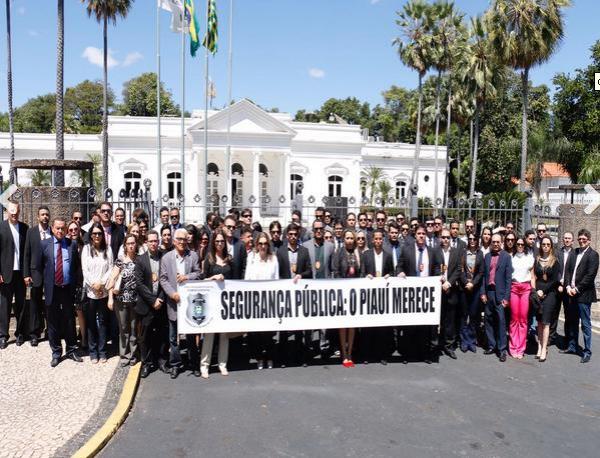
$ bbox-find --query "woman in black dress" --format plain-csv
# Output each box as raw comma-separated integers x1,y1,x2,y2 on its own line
332,229,360,367
533,235,560,362
200,229,231,377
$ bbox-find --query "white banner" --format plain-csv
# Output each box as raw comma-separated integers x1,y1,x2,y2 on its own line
177,277,441,334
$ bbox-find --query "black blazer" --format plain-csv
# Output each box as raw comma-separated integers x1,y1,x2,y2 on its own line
0,220,29,282
360,249,394,277
134,251,165,316
24,226,50,287
331,248,361,279
227,237,247,280
397,242,440,277
556,247,574,283
434,247,462,287
38,237,80,306
276,245,312,279
564,247,600,304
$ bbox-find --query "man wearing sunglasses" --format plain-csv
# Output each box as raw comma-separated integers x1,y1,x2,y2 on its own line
23,206,52,347
375,211,387,231
169,207,183,235
84,202,124,259
424,219,438,249
535,223,547,251
563,229,599,363
223,215,247,280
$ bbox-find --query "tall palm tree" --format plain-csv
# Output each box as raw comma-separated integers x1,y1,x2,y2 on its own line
82,0,134,195
377,180,392,204
361,166,386,206
55,0,65,186
5,0,15,184
429,0,465,203
489,0,570,191
394,0,434,195
461,16,501,199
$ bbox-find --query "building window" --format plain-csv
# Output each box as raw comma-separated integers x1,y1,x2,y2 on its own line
290,174,303,200
395,181,407,200
207,162,219,175
231,163,244,207
328,175,343,197
167,172,182,200
124,171,141,196
261,180,268,213
360,179,367,199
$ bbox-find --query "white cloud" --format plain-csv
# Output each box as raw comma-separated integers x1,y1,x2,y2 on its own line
308,67,325,79
27,30,39,37
82,46,118,69
122,51,143,67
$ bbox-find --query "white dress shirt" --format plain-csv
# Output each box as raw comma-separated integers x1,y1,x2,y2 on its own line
244,252,279,280
9,222,20,270
511,252,534,283
374,250,383,277
414,243,430,277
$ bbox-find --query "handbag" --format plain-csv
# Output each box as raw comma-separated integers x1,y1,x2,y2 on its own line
529,290,542,314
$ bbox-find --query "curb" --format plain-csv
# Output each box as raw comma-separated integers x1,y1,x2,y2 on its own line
72,362,141,458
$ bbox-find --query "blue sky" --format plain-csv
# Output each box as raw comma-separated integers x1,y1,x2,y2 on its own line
0,0,598,115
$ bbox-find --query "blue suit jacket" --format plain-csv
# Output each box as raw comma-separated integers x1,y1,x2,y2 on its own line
480,250,513,303
38,237,80,306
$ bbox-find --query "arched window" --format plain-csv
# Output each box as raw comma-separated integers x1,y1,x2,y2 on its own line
207,163,219,175
259,163,268,177
360,179,367,199
395,180,407,200
206,164,219,211
290,174,303,199
231,163,244,176
328,175,343,197
167,172,181,200
124,172,141,194
231,163,244,206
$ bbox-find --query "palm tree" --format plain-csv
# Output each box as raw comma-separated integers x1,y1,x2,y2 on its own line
71,153,102,190
578,146,600,185
489,0,570,191
29,169,52,187
394,0,434,196
5,1,15,184
377,180,393,205
449,88,475,197
429,0,465,203
55,0,65,186
361,166,386,206
461,16,501,199
82,0,134,195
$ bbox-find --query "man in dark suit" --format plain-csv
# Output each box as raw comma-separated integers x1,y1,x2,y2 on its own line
23,206,52,346
277,223,313,366
0,202,30,349
435,228,463,359
480,233,513,362
169,207,183,234
449,220,467,252
553,231,574,347
397,224,441,363
424,219,439,249
223,215,247,279
383,222,402,271
563,228,599,363
135,230,168,378
361,229,395,364
37,217,83,367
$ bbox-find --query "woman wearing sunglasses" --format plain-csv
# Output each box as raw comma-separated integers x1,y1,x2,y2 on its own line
459,234,484,353
68,220,86,350
508,236,535,359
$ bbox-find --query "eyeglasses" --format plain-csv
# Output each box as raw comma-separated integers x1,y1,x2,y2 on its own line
359,218,367,222
270,230,281,234
170,215,179,219
324,235,332,240
516,242,525,246
257,242,269,247
401,227,409,231
287,233,298,238
426,223,434,226
312,227,323,232
537,229,546,233
441,236,450,239
91,232,103,236
468,237,476,241
174,237,187,242
68,228,78,232
491,241,502,244
100,209,111,214
411,223,418,228
357,237,366,241
578,237,588,241
225,224,236,229
541,242,551,246
73,216,82,221
215,240,225,244
242,214,252,218
376,218,385,222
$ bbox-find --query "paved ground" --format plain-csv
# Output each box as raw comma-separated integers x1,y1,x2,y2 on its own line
103,341,600,458
0,337,118,458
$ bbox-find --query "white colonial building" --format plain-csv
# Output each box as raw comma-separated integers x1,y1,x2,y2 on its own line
0,99,446,223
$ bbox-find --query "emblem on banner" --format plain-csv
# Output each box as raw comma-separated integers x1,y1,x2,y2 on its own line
186,292,209,328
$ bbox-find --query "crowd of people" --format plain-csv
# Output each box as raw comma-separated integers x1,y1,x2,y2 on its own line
0,201,596,380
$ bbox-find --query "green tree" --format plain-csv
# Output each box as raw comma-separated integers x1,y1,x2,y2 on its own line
118,72,180,117
82,0,134,194
65,80,115,134
578,147,600,184
394,0,434,193
377,180,392,204
13,94,57,133
316,97,370,125
29,169,52,186
361,166,386,206
489,0,570,191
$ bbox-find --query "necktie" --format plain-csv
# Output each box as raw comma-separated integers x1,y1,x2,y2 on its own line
417,247,424,277
55,241,64,286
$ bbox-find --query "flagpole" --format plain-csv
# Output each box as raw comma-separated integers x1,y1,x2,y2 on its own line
180,9,186,222
156,2,162,208
202,0,210,221
225,0,233,210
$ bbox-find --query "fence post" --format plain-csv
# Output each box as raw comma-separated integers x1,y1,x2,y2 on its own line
410,184,418,218
523,193,533,232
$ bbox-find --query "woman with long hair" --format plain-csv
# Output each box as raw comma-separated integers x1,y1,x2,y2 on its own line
508,236,535,359
480,227,492,256
332,229,360,367
356,230,368,256
109,234,140,366
244,232,279,369
160,224,172,253
185,224,201,252
459,233,485,353
504,232,516,255
200,229,232,377
197,227,211,270
68,220,86,349
533,236,560,362
81,222,113,364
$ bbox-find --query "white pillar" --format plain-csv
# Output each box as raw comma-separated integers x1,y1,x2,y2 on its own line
252,151,262,221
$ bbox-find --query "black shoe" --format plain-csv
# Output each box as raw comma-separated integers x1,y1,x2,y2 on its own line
158,362,168,374
581,354,591,364
460,345,468,353
140,365,152,378
559,349,577,355
0,338,7,350
484,348,495,355
499,353,507,362
170,367,179,379
444,349,457,360
193,369,201,377
50,357,60,368
30,338,38,347
380,359,388,366
68,352,83,363
15,336,24,347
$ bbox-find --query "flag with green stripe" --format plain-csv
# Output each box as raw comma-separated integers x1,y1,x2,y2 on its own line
202,0,218,54
185,0,200,57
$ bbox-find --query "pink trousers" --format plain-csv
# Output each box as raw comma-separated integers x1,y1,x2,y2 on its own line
509,281,531,356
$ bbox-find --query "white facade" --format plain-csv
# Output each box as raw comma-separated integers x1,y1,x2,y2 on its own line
0,99,446,223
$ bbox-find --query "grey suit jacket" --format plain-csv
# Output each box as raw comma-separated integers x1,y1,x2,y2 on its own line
159,249,202,321
304,240,335,278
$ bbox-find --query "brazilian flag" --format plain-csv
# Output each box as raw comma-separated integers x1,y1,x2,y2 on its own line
185,0,201,57
202,0,218,55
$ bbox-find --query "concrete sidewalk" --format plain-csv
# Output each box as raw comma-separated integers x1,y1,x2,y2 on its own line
0,336,120,458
